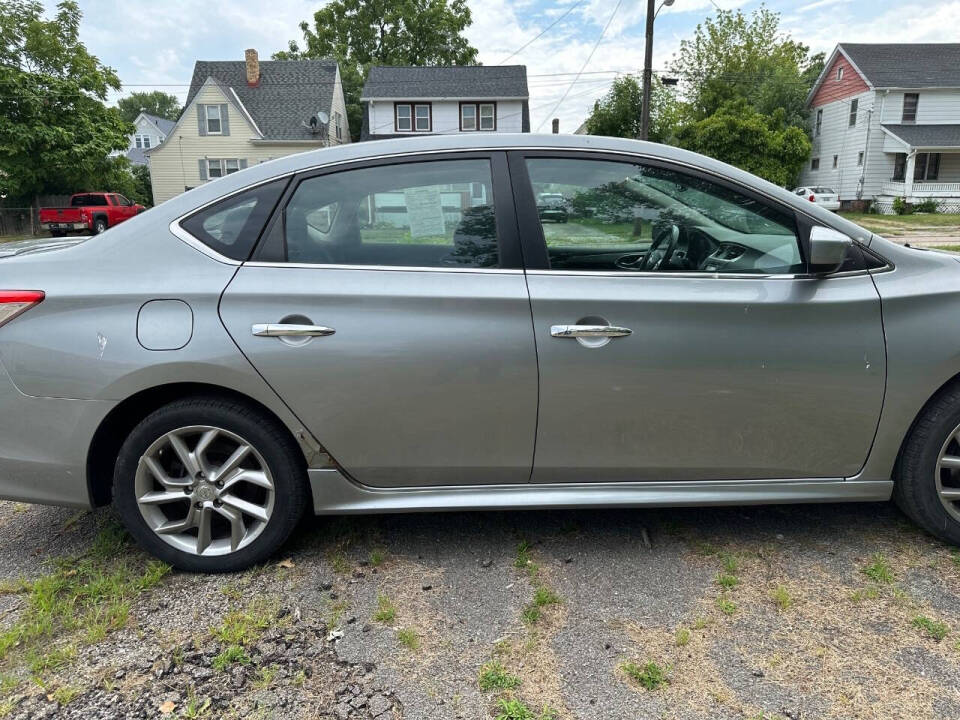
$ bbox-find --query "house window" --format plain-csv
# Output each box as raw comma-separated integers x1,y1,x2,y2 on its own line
836,66,844,81
206,159,241,178
811,158,820,171
334,112,342,140
815,109,822,136
460,102,497,131
893,153,906,182
849,99,858,127
206,105,222,134
415,104,431,131
858,151,864,166
833,155,839,169
902,93,919,123
914,153,941,182
395,104,411,132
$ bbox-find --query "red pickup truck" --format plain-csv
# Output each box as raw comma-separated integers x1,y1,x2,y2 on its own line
39,192,145,236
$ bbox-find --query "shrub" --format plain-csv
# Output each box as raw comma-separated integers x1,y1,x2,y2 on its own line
892,196,912,215
915,198,939,213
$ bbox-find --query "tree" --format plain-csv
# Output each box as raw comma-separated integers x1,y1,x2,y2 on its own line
670,7,824,129
116,91,181,124
584,75,680,144
676,99,811,187
276,0,478,140
0,1,131,221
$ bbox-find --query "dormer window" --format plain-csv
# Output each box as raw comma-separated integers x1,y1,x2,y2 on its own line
836,66,844,81
394,103,431,132
460,102,496,131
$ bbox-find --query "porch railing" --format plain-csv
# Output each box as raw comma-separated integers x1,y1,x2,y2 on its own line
881,181,960,197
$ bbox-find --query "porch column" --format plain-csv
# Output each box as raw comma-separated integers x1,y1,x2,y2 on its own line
904,151,916,201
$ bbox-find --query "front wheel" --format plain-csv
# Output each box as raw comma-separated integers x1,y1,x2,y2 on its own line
113,397,309,572
895,385,960,545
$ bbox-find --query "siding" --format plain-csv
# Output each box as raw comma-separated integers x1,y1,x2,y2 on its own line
367,99,525,136
147,83,322,204
810,54,870,107
329,66,350,145
880,89,960,125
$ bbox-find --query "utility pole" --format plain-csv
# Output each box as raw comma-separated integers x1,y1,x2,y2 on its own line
640,0,655,141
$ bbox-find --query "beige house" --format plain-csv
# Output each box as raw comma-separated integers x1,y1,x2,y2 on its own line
147,50,349,204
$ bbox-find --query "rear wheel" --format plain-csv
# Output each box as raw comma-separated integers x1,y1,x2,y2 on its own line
93,217,108,234
895,385,960,545
113,397,309,572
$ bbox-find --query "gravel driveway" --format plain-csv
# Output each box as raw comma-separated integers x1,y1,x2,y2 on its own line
1,499,960,719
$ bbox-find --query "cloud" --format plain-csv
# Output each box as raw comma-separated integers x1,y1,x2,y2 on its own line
797,0,851,12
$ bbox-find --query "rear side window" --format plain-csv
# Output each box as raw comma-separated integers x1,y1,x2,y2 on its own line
71,194,107,206
180,179,287,260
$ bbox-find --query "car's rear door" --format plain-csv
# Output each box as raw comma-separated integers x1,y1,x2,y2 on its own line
509,151,886,483
219,152,538,487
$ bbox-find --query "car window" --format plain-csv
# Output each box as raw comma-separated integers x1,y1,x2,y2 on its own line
281,159,499,268
524,158,802,274
180,179,287,261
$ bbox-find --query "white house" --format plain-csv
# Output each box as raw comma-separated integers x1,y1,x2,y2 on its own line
799,43,960,213
124,113,175,166
359,65,529,140
146,49,349,204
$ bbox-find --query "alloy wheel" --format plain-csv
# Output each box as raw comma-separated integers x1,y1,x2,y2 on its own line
935,424,960,523
134,425,276,556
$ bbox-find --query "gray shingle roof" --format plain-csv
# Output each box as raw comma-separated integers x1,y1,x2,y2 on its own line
882,124,960,148
185,60,339,141
361,66,528,100
841,44,960,88
140,113,176,136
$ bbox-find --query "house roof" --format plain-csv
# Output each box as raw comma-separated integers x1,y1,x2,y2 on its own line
185,59,339,141
882,124,960,149
139,113,176,136
839,43,960,88
360,65,528,100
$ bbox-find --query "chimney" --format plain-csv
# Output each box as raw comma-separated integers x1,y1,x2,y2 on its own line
551,118,559,134
245,49,260,87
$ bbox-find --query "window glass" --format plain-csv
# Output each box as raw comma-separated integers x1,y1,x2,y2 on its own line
206,105,222,133
461,104,476,130
849,99,858,127
282,159,498,268
225,159,240,175
207,159,223,178
524,158,801,274
415,105,430,131
902,93,918,122
180,179,286,260
480,104,495,130
396,104,411,131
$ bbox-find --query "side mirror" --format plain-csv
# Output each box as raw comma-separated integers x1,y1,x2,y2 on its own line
808,226,852,274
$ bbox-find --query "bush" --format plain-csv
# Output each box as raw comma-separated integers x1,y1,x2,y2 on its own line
915,198,939,214
892,196,913,215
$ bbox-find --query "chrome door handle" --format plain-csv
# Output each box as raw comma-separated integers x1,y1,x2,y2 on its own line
252,323,336,337
550,324,632,338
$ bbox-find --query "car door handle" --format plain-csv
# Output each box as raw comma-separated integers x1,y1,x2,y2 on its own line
251,323,336,337
550,324,632,338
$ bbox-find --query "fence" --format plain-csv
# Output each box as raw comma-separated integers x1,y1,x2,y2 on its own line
0,195,71,237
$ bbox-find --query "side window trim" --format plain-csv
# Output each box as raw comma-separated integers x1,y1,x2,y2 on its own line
507,149,808,276
249,151,524,270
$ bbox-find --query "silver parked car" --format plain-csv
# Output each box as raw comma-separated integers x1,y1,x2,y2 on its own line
2,134,959,571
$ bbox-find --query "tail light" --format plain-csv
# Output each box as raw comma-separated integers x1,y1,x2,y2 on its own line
0,291,45,328
809,195,816,202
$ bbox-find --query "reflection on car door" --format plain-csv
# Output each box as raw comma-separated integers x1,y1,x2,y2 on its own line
219,153,538,487
510,151,886,483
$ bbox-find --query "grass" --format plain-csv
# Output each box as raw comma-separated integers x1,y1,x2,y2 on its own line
932,245,960,252
326,599,349,628
478,661,522,691
675,628,691,647
373,594,397,623
716,573,739,590
396,627,420,650
211,645,250,671
0,522,169,674
522,585,560,625
369,549,386,567
494,698,558,720
716,595,737,616
49,684,81,705
327,550,351,575
770,585,793,611
838,211,960,233
252,665,277,689
862,553,895,584
514,541,537,575
912,616,950,642
210,604,276,646
622,661,670,690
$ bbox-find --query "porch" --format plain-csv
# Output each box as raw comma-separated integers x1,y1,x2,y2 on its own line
877,124,960,213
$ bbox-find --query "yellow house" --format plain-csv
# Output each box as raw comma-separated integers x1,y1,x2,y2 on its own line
146,49,349,204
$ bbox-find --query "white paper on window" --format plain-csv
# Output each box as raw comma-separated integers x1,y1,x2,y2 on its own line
403,186,446,239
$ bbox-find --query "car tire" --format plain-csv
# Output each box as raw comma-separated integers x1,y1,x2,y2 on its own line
113,396,309,572
93,218,108,234
895,384,960,545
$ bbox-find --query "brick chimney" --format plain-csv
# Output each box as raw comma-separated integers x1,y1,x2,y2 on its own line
245,49,260,87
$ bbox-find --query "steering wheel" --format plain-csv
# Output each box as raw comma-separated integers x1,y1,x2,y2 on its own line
639,223,681,272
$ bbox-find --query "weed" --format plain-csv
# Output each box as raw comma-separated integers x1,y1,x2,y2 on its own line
532,586,560,607
220,583,242,602
373,594,396,623
252,665,277,689
183,690,212,718
912,616,950,642
27,644,77,675
49,685,80,705
720,552,739,574
693,616,710,630
369,549,386,567
396,628,420,650
212,645,250,671
850,586,881,602
327,550,351,575
622,661,670,690
293,669,307,687
675,628,691,647
210,604,275,646
495,698,557,720
521,605,542,624
514,541,537,575
716,573,739,590
770,585,793,611
862,553,894,584
478,661,521,691
716,595,737,616
326,599,349,628
950,549,960,569
693,541,720,556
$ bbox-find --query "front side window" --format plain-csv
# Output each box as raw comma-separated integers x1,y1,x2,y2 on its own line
902,93,919,123
206,105,222,134
915,152,941,181
893,153,906,182
524,157,801,275
395,104,411,132
180,179,287,260
849,98,858,127
207,159,224,178
280,159,499,268
811,158,820,171
225,159,240,175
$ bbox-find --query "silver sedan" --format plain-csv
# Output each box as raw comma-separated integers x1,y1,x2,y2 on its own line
1,134,957,571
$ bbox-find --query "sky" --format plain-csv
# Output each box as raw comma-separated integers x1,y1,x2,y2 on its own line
54,0,960,133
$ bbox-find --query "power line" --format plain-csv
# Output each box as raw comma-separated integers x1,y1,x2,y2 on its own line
496,0,587,65
536,0,624,131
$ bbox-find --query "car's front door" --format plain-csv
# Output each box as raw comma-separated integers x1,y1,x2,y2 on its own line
219,153,538,487
510,152,886,483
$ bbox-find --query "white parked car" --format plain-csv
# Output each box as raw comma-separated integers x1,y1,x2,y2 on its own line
794,186,840,211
